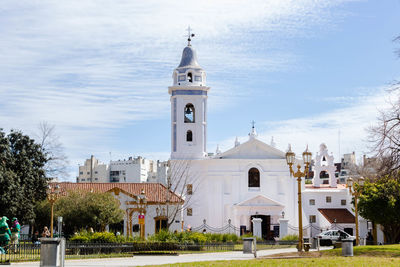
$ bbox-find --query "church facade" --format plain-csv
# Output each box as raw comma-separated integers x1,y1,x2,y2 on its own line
168,40,381,242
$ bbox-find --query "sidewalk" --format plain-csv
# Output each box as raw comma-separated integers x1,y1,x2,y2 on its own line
13,247,328,267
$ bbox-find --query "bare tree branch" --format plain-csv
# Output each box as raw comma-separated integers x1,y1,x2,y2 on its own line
35,121,69,179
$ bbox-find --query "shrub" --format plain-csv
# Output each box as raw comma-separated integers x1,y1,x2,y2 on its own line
210,233,222,242
147,229,176,242
281,234,299,241
69,230,118,243
190,232,207,244
90,232,117,243
70,234,89,242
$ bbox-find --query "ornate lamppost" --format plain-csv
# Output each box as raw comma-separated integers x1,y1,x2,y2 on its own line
347,176,364,246
285,145,312,252
46,184,61,238
135,189,147,240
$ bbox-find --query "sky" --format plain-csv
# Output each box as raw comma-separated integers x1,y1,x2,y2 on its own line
0,0,399,181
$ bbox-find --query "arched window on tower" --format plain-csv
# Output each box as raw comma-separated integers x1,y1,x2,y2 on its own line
248,168,260,188
188,72,193,83
184,103,195,123
186,130,193,142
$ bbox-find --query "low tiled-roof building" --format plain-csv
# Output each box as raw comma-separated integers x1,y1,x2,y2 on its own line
54,182,183,237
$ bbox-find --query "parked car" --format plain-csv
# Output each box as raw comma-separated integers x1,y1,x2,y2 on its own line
317,230,356,246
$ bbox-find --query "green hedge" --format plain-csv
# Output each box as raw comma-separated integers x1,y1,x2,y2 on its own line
70,230,138,243
70,230,239,244
281,234,299,241
147,230,238,244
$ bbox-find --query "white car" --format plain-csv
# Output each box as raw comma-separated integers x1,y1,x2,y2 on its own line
317,230,356,246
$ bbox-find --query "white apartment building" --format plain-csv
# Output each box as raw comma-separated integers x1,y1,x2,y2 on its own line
77,155,168,184
78,155,109,183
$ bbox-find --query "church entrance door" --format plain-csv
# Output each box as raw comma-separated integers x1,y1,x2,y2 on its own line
250,215,271,240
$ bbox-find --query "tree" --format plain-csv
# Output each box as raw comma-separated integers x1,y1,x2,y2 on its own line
368,37,400,174
53,191,124,236
368,92,400,174
357,173,400,244
35,122,69,179
160,160,197,230
0,129,48,224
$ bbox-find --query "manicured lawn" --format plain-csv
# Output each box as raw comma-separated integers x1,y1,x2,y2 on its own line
154,257,400,266
321,244,400,257
154,244,400,266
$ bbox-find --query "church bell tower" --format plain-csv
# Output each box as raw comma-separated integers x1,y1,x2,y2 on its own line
168,33,210,159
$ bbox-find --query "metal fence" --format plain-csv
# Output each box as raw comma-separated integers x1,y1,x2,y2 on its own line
0,242,41,264
0,240,297,264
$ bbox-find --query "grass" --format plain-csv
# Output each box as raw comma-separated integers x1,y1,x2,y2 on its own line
153,257,400,266
153,244,400,266
321,244,400,257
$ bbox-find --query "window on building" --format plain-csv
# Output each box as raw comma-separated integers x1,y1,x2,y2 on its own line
87,172,90,175
184,104,195,123
341,199,346,206
326,196,332,203
309,215,316,223
187,208,193,216
95,178,98,180
132,224,140,232
187,184,193,195
81,179,85,181
186,130,193,142
79,171,83,175
248,168,260,188
188,72,193,83
309,199,315,205
95,171,98,174
320,171,329,178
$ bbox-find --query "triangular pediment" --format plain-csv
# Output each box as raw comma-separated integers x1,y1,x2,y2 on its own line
217,138,285,159
235,194,284,207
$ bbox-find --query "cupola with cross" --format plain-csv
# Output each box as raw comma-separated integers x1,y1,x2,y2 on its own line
169,28,210,159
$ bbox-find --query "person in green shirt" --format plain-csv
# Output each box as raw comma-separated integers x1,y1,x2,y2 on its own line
0,216,11,249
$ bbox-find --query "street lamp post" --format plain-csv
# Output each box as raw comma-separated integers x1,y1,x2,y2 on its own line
46,184,61,238
135,189,147,240
347,177,364,246
285,145,312,252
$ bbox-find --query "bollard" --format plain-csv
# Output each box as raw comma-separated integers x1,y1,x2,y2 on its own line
341,239,354,257
40,238,65,267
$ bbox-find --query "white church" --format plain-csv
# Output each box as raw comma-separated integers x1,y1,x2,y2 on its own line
167,37,384,243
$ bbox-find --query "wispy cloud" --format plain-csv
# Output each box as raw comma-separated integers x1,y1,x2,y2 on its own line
0,0,359,179
215,87,395,162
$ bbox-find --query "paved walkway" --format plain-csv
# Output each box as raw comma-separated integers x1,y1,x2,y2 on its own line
13,248,328,267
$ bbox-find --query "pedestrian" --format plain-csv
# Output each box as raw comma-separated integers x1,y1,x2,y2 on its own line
10,218,20,245
42,226,50,238
0,217,11,249
32,230,40,246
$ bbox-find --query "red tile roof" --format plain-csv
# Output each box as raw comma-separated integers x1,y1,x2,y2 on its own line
53,182,183,204
318,208,355,224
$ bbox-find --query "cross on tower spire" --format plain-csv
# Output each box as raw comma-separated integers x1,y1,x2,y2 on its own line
186,26,195,46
